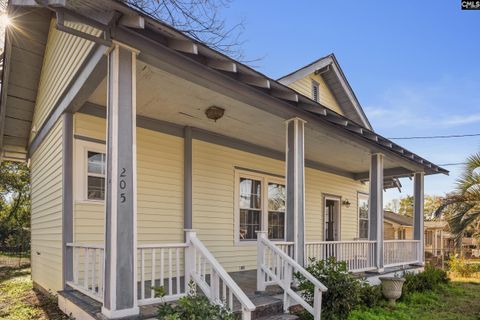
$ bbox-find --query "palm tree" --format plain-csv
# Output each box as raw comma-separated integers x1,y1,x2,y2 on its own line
435,152,480,243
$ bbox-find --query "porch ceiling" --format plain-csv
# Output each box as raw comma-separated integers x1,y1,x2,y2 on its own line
87,61,404,175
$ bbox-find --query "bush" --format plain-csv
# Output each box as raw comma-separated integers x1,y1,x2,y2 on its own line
295,257,382,320
449,256,480,277
358,282,383,308
403,265,449,295
155,283,236,320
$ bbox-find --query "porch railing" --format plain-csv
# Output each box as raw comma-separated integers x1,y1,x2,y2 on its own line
305,241,377,273
66,243,104,302
257,232,327,320
384,240,421,268
187,231,256,320
276,241,295,258
137,243,189,305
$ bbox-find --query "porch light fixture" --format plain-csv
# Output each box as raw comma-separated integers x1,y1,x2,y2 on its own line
205,106,225,122
342,199,351,208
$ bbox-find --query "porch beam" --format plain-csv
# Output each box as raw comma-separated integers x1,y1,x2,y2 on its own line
413,172,425,264
102,43,139,318
354,167,413,181
27,43,108,157
286,117,306,266
369,153,384,272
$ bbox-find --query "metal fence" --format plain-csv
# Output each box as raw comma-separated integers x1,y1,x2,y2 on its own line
0,247,30,268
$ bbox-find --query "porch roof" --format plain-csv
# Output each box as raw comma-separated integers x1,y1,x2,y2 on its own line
0,0,448,179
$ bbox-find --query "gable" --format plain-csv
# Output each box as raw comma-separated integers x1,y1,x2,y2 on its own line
287,73,343,115
278,54,372,130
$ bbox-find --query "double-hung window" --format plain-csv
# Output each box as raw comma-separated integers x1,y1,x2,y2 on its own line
237,170,286,242
87,151,106,200
358,193,369,239
75,140,106,202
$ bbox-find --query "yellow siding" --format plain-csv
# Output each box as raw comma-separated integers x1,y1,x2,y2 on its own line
305,168,368,242
288,74,343,114
384,222,395,240
31,19,100,140
72,114,368,272
30,118,64,292
73,114,184,246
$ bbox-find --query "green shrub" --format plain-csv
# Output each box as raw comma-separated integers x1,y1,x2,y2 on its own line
155,283,236,320
403,265,449,295
295,257,382,320
449,256,480,277
359,282,383,308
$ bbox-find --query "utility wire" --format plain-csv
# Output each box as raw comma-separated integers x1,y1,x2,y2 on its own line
388,133,480,140
437,162,467,166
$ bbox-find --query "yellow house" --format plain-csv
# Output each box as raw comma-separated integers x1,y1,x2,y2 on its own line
0,1,448,319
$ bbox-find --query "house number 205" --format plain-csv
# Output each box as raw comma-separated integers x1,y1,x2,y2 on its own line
119,168,127,203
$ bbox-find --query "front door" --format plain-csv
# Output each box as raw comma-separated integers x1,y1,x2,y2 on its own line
325,199,339,241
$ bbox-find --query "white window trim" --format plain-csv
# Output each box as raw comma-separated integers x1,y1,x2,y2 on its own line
357,192,369,240
234,169,286,246
74,139,106,204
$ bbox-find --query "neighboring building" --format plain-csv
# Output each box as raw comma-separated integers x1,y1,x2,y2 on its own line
0,1,448,319
384,210,413,240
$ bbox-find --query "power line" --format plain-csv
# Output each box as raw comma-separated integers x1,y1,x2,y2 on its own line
437,162,467,166
388,133,480,140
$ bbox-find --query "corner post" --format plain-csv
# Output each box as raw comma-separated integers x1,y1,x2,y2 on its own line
413,172,425,265
369,153,384,272
62,112,74,288
184,127,193,234
102,42,140,318
285,117,306,266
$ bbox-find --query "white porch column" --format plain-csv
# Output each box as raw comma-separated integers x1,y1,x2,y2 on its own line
369,153,384,272
413,172,425,265
102,42,139,318
285,118,306,266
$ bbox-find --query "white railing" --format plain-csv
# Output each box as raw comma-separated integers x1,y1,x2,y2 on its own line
257,232,327,320
384,240,421,268
276,241,295,258
137,243,189,305
67,243,104,302
305,241,377,273
186,231,256,320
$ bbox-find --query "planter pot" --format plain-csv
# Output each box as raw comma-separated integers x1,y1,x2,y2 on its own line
379,276,405,305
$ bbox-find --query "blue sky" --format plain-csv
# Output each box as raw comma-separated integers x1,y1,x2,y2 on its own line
222,0,480,205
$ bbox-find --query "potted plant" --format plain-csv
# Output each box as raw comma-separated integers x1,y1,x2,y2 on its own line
379,276,405,305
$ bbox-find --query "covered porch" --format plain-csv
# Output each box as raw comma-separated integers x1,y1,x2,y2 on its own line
61,39,433,319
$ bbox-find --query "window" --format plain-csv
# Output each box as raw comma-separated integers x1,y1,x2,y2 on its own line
358,193,369,239
312,80,319,102
236,171,286,242
75,140,107,202
87,151,106,200
398,229,406,240
426,230,433,245
239,177,262,240
268,183,286,240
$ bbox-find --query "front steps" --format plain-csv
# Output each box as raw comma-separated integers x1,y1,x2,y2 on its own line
58,269,300,320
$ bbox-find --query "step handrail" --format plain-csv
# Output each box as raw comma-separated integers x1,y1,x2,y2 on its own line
186,230,256,319
257,232,327,320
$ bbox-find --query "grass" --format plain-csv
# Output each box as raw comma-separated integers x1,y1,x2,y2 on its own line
0,266,68,320
348,278,480,320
